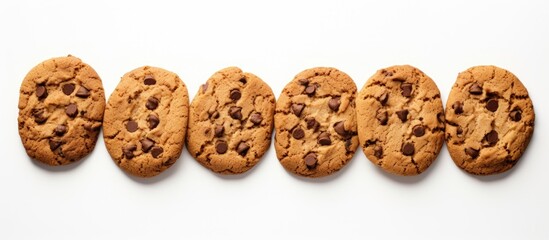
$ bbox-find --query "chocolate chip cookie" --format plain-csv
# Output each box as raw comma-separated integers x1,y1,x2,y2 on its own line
18,55,106,165
103,66,189,178
445,66,534,175
186,67,275,174
357,65,445,176
274,67,358,178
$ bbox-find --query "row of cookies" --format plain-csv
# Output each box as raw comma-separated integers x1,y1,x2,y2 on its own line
18,55,534,178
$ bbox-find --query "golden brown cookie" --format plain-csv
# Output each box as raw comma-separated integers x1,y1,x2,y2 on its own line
445,66,535,175
357,65,445,176
274,67,359,178
18,55,105,166
186,67,275,174
103,66,189,178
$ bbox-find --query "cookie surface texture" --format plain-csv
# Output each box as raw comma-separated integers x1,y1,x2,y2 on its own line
187,67,275,174
445,65,534,175
18,55,106,166
357,65,445,175
103,66,189,177
274,67,358,178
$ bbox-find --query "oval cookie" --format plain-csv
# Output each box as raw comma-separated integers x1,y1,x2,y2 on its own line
274,67,358,178
103,66,189,177
187,67,275,174
18,55,105,166
445,66,534,175
357,65,445,176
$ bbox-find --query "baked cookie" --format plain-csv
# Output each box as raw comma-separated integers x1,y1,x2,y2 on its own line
357,65,445,175
103,66,189,178
186,67,275,174
274,67,358,178
445,66,534,175
18,55,105,166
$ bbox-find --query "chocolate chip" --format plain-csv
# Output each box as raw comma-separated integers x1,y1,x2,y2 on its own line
379,92,389,105
55,125,67,136
401,83,413,97
151,147,163,158
486,99,499,112
147,114,159,129
211,111,220,119
144,75,156,85
236,142,250,156
453,101,463,114
76,86,90,98
328,97,341,112
402,142,415,156
376,111,388,125
201,83,208,93
36,85,48,99
140,138,155,153
49,139,61,151
374,146,383,158
65,104,78,118
146,97,159,110
32,109,47,124
250,113,263,125
396,109,409,122
230,89,241,101
413,125,425,137
123,144,137,159
126,120,138,132
229,106,242,120
304,85,316,96
465,147,479,159
469,83,483,95
214,125,224,137
437,112,445,123
215,140,228,154
457,126,463,135
298,79,309,85
317,132,331,145
305,117,320,132
334,121,347,137
304,153,317,169
292,127,305,139
292,103,305,117
239,77,247,84
484,130,499,145
510,110,522,121
62,83,75,95
345,139,352,151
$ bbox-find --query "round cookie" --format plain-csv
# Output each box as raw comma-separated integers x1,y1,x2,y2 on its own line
274,67,358,178
18,55,106,166
445,66,534,175
103,66,189,178
186,67,275,174
357,65,445,176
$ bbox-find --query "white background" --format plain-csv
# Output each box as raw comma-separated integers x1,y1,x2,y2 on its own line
1,0,548,239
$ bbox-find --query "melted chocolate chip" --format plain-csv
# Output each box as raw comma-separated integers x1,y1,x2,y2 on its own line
465,147,479,159
147,114,159,129
214,125,224,137
124,144,137,159
457,126,463,135
334,121,348,137
236,142,250,156
304,84,317,96
484,130,499,146
250,113,263,125
151,147,163,158
328,97,341,112
229,106,242,120
49,140,62,151
140,138,155,153
317,132,331,145
469,83,483,95
55,125,67,136
402,142,415,156
65,104,78,118
304,153,317,169
144,75,156,85
292,127,305,139
292,103,305,117
126,120,138,132
32,109,47,124
401,83,413,97
453,101,463,114
62,84,75,95
146,97,159,110
298,79,309,85
437,112,445,123
76,86,90,98
374,145,383,158
376,111,388,125
396,109,409,122
305,117,320,132
486,99,498,112
510,110,522,121
379,92,388,105
413,125,425,137
230,89,241,101
216,140,228,154
239,77,247,84
36,85,48,99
